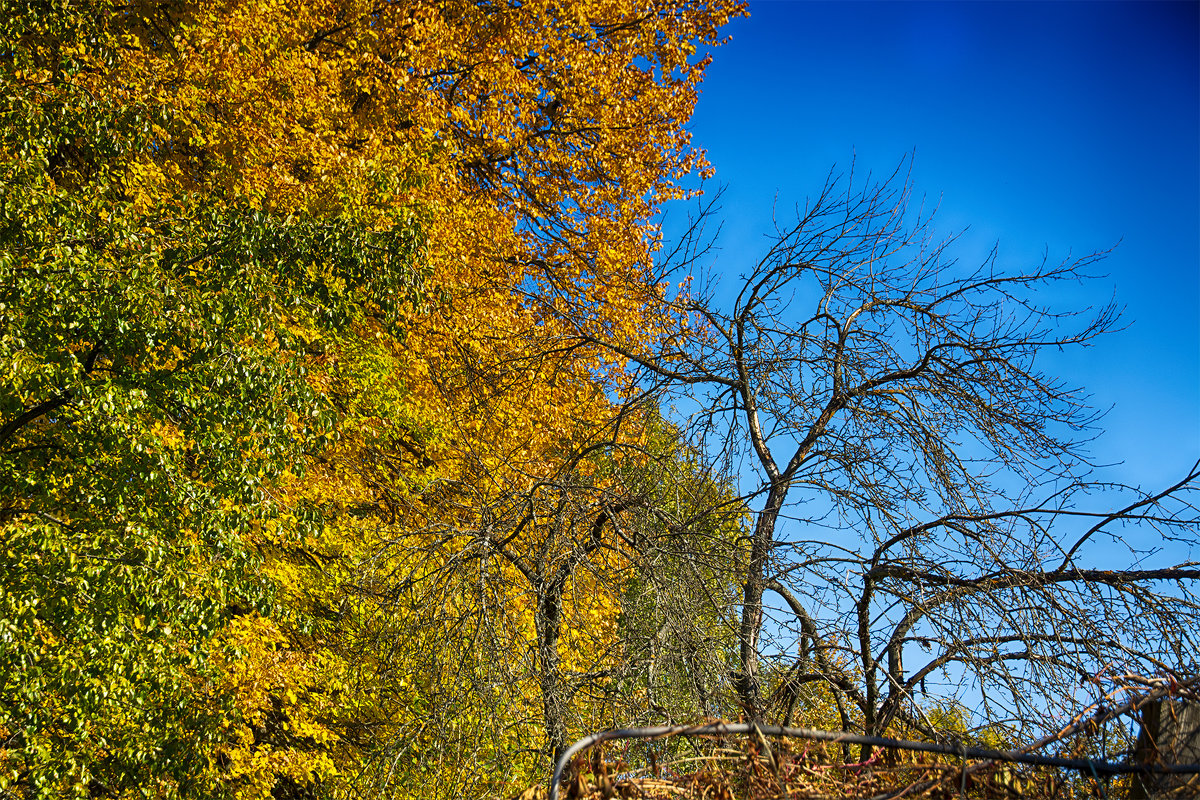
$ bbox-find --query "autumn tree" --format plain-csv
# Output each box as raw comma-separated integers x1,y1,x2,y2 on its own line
256,0,749,793
0,12,410,800
316,381,746,792
4,0,747,796
603,163,1200,748
607,413,745,728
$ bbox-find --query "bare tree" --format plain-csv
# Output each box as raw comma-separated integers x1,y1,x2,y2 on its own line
599,162,1200,745
337,384,745,792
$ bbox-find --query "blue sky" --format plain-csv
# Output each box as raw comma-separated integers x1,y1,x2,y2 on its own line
682,0,1199,505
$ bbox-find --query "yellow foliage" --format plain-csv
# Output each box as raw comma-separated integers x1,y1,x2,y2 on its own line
207,615,339,798
16,0,744,795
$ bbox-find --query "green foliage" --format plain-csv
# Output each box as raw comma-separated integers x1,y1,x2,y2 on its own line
1,0,744,795
610,414,746,725
0,2,422,795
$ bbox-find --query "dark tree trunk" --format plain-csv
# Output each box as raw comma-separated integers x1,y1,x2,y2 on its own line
535,580,569,762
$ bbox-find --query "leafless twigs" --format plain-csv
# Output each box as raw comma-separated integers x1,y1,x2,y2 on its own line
602,159,1200,746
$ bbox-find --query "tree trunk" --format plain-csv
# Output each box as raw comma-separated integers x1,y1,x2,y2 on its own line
535,581,569,762
1131,700,1200,799
736,493,784,719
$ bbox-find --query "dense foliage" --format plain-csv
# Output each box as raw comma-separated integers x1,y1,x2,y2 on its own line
1,0,745,797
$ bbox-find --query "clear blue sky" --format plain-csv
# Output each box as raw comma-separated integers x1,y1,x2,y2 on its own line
683,0,1199,503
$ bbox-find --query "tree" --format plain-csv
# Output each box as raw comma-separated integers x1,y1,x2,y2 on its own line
254,0,750,793
326,389,746,788
606,162,1200,747
0,1,421,795
607,412,746,728
5,0,756,794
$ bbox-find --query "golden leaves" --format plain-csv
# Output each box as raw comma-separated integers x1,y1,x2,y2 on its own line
209,615,339,799
17,0,744,794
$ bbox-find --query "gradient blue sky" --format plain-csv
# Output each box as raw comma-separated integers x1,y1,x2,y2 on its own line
682,0,1199,506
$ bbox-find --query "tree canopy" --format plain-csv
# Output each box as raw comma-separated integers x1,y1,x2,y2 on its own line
1,0,744,796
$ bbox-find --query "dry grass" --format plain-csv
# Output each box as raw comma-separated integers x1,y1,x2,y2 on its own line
511,743,1078,800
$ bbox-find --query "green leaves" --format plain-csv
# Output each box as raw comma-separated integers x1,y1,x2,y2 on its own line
0,1,424,795
1,0,744,794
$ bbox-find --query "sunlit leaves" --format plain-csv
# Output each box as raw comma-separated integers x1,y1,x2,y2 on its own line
1,0,421,795
2,0,744,796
